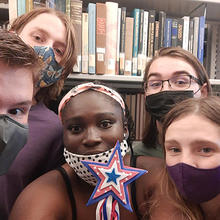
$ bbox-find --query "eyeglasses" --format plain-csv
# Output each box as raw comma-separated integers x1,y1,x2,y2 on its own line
145,75,202,93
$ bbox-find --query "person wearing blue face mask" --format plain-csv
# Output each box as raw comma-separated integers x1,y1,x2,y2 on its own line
132,47,212,158
159,96,220,220
0,30,42,175
0,8,77,219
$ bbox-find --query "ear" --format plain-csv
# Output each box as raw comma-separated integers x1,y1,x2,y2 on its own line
123,125,129,140
200,83,208,97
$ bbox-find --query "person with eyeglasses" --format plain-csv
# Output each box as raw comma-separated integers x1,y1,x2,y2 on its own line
132,47,212,158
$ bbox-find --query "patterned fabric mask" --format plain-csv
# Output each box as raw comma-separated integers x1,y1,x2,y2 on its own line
34,46,63,88
64,140,129,186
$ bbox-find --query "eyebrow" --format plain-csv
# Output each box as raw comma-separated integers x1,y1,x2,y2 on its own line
15,101,33,106
147,70,192,80
63,112,117,124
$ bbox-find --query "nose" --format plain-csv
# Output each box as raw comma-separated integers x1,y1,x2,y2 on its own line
181,153,198,168
82,127,102,148
161,80,171,91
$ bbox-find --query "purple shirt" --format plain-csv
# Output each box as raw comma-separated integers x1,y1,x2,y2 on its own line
0,102,64,219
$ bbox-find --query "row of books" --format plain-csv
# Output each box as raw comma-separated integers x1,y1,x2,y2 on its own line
123,93,146,141
8,0,206,77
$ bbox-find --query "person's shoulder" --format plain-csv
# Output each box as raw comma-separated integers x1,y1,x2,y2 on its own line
9,168,69,220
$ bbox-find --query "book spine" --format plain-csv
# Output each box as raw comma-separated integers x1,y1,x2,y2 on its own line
198,16,205,64
17,0,25,16
158,11,166,49
88,3,96,74
96,3,106,75
65,0,70,18
193,17,200,57
82,12,89,74
171,18,178,47
54,0,66,13
188,18,194,53
124,17,134,76
70,0,82,73
132,8,140,76
177,18,184,47
119,7,126,75
182,16,190,50
137,9,144,76
116,8,121,75
26,0,33,13
105,1,118,75
46,0,55,8
164,18,172,47
147,10,156,59
154,20,160,55
142,11,149,69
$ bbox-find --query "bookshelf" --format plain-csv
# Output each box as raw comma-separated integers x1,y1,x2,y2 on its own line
2,0,220,140
0,2,8,25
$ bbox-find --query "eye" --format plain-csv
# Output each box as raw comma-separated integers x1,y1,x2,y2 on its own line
148,80,162,88
8,108,24,116
198,147,214,156
68,124,83,134
32,34,44,43
99,120,113,129
165,146,181,155
54,47,64,57
172,76,190,87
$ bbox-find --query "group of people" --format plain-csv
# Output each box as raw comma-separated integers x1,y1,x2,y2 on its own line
0,5,219,220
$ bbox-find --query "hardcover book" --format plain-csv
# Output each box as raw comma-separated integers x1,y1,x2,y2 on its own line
88,3,96,74
119,7,126,75
70,0,82,73
132,8,140,76
82,12,89,74
124,17,134,76
105,1,118,75
96,3,106,74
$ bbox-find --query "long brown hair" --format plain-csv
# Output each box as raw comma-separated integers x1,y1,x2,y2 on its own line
10,8,77,105
142,47,212,149
159,96,220,220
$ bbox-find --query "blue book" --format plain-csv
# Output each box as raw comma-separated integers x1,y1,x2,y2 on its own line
171,19,178,47
88,3,96,74
132,8,140,76
17,0,26,16
164,18,172,47
55,0,66,13
197,16,205,64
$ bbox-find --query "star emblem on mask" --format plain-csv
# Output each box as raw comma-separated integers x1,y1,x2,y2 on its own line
81,141,147,211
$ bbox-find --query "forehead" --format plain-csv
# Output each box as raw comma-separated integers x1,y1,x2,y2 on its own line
148,56,198,79
20,13,66,43
166,114,220,140
0,62,33,105
62,91,122,120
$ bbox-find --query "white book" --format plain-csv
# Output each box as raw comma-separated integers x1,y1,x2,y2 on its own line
142,10,149,75
116,8,121,75
105,2,118,75
182,16,190,51
82,13,89,74
193,17,200,58
9,0,17,23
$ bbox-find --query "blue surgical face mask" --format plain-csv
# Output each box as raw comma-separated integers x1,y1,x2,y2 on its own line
34,46,64,88
0,115,28,175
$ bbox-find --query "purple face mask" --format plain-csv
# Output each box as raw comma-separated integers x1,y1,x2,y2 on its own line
167,163,220,203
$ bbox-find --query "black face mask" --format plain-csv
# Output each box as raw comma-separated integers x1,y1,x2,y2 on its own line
0,115,28,175
145,90,194,122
